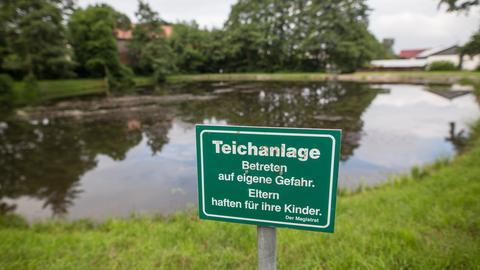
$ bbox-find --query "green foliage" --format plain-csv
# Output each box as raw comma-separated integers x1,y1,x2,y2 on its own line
0,4,8,75
21,73,40,103
148,41,175,83
115,12,132,30
439,0,479,11
0,74,13,95
107,65,135,91
13,78,106,103
1,0,75,79
68,5,118,76
168,22,211,73
462,32,480,56
428,61,458,71
0,0,390,78
379,38,397,59
222,0,382,73
0,74,14,107
222,23,263,72
68,5,134,91
150,0,385,74
169,27,229,74
368,38,397,60
0,214,28,229
11,77,149,104
129,0,175,82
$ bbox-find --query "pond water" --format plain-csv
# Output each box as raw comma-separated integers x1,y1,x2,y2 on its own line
1,81,479,221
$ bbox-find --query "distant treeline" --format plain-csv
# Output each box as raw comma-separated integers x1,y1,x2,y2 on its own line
0,0,394,90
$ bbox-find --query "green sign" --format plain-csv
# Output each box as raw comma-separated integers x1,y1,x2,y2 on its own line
196,125,341,232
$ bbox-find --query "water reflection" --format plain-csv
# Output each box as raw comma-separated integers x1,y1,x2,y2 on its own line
0,81,478,220
177,81,381,160
0,115,172,218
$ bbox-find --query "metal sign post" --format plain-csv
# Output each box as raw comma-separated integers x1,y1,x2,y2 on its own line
257,226,276,270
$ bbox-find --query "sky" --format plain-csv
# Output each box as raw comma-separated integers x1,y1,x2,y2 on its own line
78,0,480,53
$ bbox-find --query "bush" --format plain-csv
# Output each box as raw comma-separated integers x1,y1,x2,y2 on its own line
0,74,15,107
427,61,458,71
107,65,135,92
22,73,40,103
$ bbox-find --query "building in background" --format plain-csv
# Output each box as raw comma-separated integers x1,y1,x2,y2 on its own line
399,49,427,59
371,45,480,71
114,24,173,65
417,46,480,71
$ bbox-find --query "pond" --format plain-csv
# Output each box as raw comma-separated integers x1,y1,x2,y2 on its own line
1,81,479,221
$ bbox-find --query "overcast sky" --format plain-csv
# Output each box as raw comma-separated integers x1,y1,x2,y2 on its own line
78,0,479,52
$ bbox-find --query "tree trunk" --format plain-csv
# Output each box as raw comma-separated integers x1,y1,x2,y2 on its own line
458,53,464,70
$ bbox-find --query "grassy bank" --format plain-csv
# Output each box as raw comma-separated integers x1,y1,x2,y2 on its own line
169,71,480,84
8,71,480,104
12,77,152,104
13,79,105,102
1,123,479,269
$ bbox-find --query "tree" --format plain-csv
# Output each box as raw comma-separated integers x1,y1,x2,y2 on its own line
169,22,211,73
68,5,134,92
222,23,263,72
129,1,175,82
462,32,480,56
298,0,381,73
379,38,396,59
0,2,10,75
459,32,480,69
224,0,289,71
0,74,14,107
1,0,74,79
146,38,176,83
201,29,229,73
224,0,382,73
439,0,479,11
439,0,479,68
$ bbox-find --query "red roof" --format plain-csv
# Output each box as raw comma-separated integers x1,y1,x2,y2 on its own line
399,49,428,59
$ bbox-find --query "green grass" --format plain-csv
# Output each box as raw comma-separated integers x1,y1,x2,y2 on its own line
355,70,480,77
169,71,480,83
1,123,479,269
13,78,105,103
12,77,152,104
167,72,330,82
8,71,480,104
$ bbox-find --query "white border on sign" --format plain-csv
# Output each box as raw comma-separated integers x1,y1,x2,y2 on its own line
199,129,336,229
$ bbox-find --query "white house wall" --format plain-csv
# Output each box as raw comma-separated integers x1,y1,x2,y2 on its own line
462,55,480,71
426,55,480,70
370,59,427,68
426,55,460,66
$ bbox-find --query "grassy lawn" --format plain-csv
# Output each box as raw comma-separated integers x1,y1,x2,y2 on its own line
12,77,152,104
13,78,105,103
0,122,479,269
